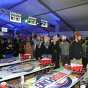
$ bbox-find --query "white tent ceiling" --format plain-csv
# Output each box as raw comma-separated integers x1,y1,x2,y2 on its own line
38,0,88,31
0,0,88,31
10,0,49,16
42,0,88,11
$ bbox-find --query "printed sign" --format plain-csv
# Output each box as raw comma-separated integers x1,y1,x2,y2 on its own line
41,20,48,28
10,12,21,23
1,27,8,32
27,17,37,25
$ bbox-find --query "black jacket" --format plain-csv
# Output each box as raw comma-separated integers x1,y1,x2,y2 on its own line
69,41,83,59
51,41,61,59
35,42,42,58
41,42,52,55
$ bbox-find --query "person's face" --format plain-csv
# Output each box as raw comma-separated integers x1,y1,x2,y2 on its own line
61,36,66,41
75,35,81,41
51,39,53,43
53,35,58,42
8,39,10,43
77,36,81,41
40,37,43,41
37,36,40,41
44,36,50,43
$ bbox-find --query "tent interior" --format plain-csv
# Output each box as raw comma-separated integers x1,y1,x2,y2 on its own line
0,1,88,87
0,0,87,36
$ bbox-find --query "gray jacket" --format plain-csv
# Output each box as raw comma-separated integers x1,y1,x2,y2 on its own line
60,41,70,56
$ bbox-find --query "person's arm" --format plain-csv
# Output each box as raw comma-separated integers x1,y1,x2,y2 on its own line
69,42,73,59
80,44,83,57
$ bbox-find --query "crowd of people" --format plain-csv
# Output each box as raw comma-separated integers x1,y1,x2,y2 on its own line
0,32,88,70
31,32,88,70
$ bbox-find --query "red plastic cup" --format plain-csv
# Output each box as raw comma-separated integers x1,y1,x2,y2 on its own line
0,82,7,88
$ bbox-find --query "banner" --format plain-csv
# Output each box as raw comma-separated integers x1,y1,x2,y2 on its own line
27,16,37,25
10,12,48,28
1,27,8,32
41,20,48,28
10,12,21,23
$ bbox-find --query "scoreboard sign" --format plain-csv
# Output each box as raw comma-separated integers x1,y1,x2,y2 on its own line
1,27,8,32
41,20,48,28
27,16,37,25
27,17,48,28
10,11,48,28
10,12,21,23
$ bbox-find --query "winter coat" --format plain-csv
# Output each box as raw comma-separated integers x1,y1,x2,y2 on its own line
51,41,61,59
69,41,83,59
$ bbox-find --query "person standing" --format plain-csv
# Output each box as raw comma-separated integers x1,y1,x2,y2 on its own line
35,36,43,60
51,35,61,68
69,32,83,64
41,36,52,56
24,37,33,59
0,38,4,59
13,35,21,57
60,35,70,66
82,39,88,70
6,38,14,54
31,34,38,59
